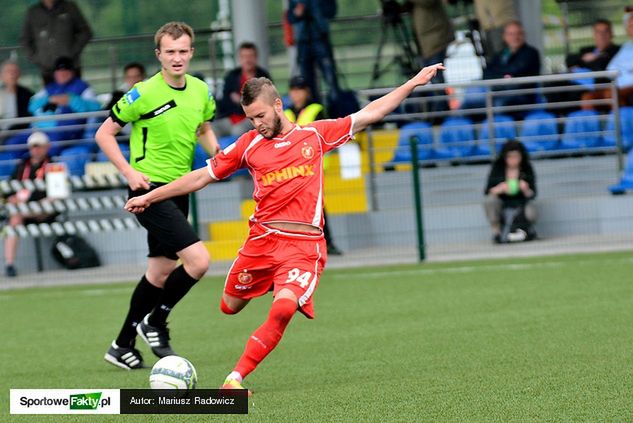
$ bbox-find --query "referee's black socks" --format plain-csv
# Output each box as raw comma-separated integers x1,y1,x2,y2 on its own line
115,275,163,347
148,265,199,327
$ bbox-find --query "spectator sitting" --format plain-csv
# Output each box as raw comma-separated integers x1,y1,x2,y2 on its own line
483,20,541,108
4,132,57,277
542,19,620,112
0,61,33,149
283,75,342,255
474,0,518,60
284,75,325,123
461,20,540,111
484,139,537,244
566,19,620,73
28,56,101,155
20,0,93,85
214,42,271,137
103,62,147,111
582,13,633,110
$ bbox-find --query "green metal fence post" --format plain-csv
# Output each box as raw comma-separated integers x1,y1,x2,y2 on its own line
410,136,426,262
190,192,200,236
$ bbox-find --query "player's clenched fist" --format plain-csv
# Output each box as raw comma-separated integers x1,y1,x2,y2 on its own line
125,195,150,214
410,63,446,86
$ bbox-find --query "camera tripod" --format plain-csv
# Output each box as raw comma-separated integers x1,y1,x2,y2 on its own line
370,1,420,88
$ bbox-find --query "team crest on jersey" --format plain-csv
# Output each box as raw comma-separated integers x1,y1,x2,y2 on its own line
238,271,253,284
301,143,314,159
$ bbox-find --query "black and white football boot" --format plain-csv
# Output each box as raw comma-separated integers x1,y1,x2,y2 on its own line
136,314,176,358
104,341,144,370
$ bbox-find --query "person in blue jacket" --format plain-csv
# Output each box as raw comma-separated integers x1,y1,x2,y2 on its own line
28,56,101,155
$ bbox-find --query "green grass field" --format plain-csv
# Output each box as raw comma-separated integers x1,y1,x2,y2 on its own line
3,251,633,422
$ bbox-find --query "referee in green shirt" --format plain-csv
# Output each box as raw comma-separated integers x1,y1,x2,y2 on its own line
96,22,220,370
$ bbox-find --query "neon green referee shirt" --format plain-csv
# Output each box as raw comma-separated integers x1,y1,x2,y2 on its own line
110,72,216,183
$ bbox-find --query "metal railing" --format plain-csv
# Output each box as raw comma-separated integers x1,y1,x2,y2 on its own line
0,71,623,174
1,14,405,95
0,110,117,173
0,71,629,280
359,70,624,211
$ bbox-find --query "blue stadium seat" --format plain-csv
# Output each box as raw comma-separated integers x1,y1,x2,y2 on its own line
519,111,559,152
58,145,94,176
609,149,633,194
602,106,633,150
0,152,17,179
477,114,516,155
460,86,488,110
570,67,595,90
192,144,209,170
2,133,30,160
219,135,239,150
559,110,602,150
96,144,129,162
439,117,476,157
392,122,434,162
391,122,453,163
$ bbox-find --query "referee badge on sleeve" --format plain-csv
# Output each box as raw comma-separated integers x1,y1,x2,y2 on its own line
125,88,141,104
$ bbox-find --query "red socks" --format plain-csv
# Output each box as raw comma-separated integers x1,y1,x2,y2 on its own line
234,298,297,378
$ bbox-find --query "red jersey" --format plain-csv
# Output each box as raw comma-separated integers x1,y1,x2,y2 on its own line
207,115,355,228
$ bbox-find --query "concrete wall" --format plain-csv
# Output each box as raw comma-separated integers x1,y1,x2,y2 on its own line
5,156,631,276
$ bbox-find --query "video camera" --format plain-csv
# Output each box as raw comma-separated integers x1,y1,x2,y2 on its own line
372,0,420,85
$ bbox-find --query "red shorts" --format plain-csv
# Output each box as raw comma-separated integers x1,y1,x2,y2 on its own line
224,222,327,319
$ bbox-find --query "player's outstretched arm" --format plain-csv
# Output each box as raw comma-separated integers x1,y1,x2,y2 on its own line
125,168,213,213
352,63,445,134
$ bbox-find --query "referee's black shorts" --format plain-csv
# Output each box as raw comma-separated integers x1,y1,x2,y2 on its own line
128,183,200,260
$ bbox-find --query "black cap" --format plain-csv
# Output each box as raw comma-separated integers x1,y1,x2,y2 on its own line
289,75,309,89
54,57,75,71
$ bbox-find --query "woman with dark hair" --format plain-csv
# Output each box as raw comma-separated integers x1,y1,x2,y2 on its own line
484,139,537,243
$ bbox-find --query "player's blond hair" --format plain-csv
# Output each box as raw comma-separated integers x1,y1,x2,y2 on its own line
154,22,194,50
241,77,280,106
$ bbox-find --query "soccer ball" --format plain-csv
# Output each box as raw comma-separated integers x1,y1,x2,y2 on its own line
149,355,197,389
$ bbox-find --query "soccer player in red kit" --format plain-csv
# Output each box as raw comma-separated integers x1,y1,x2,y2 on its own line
125,63,445,394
